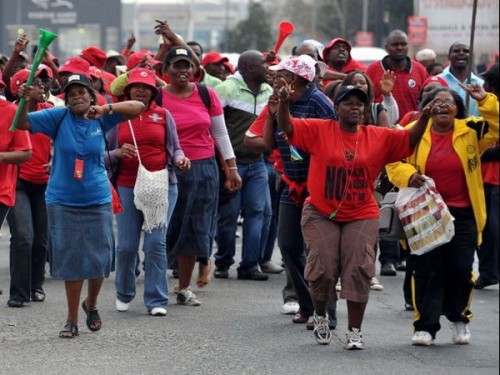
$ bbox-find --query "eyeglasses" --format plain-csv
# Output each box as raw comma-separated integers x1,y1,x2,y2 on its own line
434,99,456,107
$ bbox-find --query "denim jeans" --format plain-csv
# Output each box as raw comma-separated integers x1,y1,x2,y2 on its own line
7,179,48,302
259,162,277,264
115,187,168,310
215,159,268,275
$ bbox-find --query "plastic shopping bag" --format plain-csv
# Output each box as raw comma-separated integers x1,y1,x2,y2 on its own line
395,176,455,255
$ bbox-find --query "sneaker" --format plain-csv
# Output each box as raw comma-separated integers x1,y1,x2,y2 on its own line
150,307,167,316
335,280,341,292
412,331,434,346
370,277,384,291
405,302,415,311
450,322,471,345
380,263,397,276
177,289,201,306
396,260,407,271
213,267,229,279
237,270,269,281
115,299,130,312
346,328,365,350
474,278,498,290
306,317,336,331
260,261,284,274
312,313,331,345
281,301,299,315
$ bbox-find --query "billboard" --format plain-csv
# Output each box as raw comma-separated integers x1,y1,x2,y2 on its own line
415,0,499,55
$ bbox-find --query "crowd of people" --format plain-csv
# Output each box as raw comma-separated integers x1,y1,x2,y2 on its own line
0,20,498,350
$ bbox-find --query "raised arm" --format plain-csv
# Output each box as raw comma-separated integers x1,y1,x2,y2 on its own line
275,79,294,136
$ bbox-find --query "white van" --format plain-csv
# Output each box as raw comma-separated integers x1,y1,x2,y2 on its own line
350,47,386,66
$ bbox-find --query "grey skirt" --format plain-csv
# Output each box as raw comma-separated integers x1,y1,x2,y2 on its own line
47,203,115,280
168,157,218,257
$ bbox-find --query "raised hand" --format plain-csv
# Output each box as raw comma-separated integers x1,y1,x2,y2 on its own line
380,70,396,96
458,82,487,102
14,35,29,54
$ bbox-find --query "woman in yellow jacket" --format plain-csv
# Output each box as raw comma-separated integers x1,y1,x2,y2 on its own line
386,84,498,346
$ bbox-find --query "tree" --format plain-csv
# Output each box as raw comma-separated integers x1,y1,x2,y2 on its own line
222,1,273,52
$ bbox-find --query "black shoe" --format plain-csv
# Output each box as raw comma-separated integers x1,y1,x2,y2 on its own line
172,268,179,279
31,288,45,302
405,302,414,311
7,299,24,308
380,263,397,276
474,278,498,290
213,268,229,279
396,260,406,271
237,270,269,281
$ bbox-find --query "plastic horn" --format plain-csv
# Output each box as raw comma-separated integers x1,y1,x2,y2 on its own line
273,21,294,54
10,29,57,131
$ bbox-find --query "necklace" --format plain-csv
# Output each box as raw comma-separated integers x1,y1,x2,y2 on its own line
329,128,360,219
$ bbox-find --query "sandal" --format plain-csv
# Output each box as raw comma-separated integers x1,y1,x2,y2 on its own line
82,300,102,332
197,260,211,288
59,322,79,338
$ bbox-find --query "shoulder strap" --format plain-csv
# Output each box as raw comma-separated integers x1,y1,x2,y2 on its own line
195,82,211,111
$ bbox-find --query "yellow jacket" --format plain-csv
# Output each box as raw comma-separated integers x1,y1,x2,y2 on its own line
386,93,499,244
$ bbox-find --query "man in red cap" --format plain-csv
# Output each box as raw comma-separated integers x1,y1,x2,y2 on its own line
322,38,366,87
202,51,229,81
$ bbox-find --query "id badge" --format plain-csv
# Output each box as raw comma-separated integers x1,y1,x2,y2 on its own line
74,159,84,180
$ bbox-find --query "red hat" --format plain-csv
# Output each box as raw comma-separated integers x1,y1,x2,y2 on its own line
81,46,107,69
422,76,448,88
89,66,103,79
126,50,161,71
36,63,54,79
59,57,91,78
123,68,158,99
202,51,229,67
10,68,47,96
223,61,235,74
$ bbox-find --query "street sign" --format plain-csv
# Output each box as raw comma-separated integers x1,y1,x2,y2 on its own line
408,16,428,44
355,31,374,47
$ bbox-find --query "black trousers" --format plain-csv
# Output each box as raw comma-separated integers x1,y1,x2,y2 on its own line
411,206,476,338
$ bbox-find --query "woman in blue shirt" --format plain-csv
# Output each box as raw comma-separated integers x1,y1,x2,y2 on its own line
16,74,144,338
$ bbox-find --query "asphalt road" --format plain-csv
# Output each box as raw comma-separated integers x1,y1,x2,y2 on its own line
0,223,498,375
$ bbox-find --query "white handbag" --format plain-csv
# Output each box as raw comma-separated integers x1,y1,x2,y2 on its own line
128,120,169,232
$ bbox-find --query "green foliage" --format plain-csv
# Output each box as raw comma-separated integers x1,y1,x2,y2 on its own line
221,2,273,52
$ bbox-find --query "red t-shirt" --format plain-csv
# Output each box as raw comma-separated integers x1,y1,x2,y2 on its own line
426,130,471,207
289,118,412,221
116,103,168,188
481,141,499,186
366,57,428,122
0,100,32,206
18,102,53,184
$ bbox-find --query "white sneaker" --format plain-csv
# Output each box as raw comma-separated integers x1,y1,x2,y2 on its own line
335,280,341,292
412,331,434,346
115,299,130,312
313,313,331,345
370,277,384,291
450,322,471,345
260,261,284,274
281,301,299,315
150,307,167,316
346,328,365,350
177,289,201,306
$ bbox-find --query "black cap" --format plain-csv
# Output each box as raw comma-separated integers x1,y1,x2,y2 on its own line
334,85,368,106
63,73,92,92
165,46,193,65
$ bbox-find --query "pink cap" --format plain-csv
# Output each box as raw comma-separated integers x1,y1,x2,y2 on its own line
126,50,161,71
89,66,103,79
269,55,317,82
123,68,158,98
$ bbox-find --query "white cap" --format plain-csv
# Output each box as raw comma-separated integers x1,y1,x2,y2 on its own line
415,48,436,62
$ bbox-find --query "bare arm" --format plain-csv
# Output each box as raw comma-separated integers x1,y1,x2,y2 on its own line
275,79,294,136
85,100,145,120
0,150,31,164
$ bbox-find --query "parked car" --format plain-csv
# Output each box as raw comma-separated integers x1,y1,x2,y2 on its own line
350,47,386,66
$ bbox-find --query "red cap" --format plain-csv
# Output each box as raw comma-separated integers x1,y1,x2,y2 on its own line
59,56,91,78
202,51,229,67
123,68,158,98
37,63,54,79
81,46,107,69
422,76,449,88
126,50,161,71
89,66,103,79
223,61,235,74
10,68,48,96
